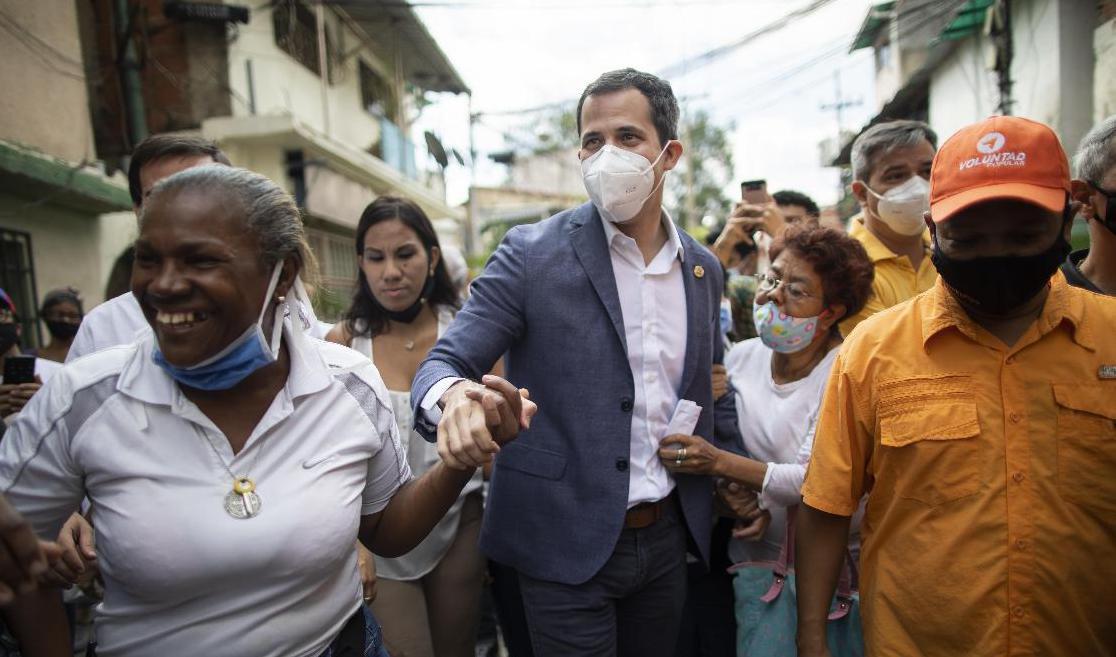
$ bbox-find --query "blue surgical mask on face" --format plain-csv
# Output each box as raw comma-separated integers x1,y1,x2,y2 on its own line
153,263,286,391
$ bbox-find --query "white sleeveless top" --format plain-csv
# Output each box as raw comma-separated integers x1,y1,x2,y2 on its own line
351,306,483,580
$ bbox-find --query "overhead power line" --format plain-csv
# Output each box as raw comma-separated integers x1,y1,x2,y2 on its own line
656,0,839,79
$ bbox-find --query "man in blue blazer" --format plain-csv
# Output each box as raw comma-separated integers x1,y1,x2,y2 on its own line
411,69,742,656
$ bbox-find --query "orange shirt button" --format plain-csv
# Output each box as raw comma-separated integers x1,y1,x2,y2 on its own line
1012,471,1025,483
1009,412,1022,423
1005,355,1015,364
1012,606,1025,618
1015,539,1028,551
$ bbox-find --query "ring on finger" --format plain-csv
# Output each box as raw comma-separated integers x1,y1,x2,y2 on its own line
676,447,687,465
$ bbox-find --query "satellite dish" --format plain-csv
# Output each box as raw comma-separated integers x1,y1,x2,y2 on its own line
424,131,449,168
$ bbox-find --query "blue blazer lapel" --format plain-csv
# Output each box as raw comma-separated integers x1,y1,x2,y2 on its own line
678,238,710,395
569,204,627,355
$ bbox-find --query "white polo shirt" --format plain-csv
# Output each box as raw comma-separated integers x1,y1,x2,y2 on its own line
0,322,411,657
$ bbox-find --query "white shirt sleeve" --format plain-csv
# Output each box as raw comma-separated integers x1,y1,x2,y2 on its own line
417,376,464,425
758,410,819,510
66,321,96,363
33,358,61,384
357,374,415,516
0,376,86,538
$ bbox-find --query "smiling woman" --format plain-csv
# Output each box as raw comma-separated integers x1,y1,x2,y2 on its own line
0,166,494,657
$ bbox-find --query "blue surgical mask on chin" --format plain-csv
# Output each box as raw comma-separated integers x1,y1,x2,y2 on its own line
153,263,286,391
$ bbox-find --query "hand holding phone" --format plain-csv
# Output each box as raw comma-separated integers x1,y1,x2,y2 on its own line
740,179,770,205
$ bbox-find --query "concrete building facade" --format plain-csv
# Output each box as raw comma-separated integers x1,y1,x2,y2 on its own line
0,0,134,347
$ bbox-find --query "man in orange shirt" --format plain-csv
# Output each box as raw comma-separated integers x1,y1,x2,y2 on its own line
795,116,1116,657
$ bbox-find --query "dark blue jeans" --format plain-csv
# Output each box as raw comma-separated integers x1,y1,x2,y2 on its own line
319,606,389,657
517,498,689,657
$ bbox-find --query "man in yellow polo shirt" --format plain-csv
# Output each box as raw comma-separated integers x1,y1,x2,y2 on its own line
840,120,938,335
796,116,1116,657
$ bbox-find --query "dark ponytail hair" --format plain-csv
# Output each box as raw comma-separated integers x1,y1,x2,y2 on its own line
344,195,458,338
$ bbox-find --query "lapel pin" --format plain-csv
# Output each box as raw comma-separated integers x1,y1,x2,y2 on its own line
693,265,705,279
1099,365,1116,380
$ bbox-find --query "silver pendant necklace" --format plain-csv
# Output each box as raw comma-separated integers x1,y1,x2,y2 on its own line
194,424,266,520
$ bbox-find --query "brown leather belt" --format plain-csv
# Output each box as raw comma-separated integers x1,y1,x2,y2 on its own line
624,497,670,529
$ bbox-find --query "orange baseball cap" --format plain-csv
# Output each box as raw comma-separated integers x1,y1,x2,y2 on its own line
929,115,1070,223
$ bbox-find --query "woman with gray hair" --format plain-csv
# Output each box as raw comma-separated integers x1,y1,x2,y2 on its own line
1064,114,1116,295
0,165,531,656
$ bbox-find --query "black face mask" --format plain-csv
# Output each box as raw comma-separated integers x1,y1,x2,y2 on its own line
0,323,20,353
932,214,1071,316
1088,180,1116,237
373,272,436,324
46,320,80,340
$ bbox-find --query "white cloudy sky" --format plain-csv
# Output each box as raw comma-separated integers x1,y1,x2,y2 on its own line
411,0,881,209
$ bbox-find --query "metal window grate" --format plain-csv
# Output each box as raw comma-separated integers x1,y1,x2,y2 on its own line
0,229,42,349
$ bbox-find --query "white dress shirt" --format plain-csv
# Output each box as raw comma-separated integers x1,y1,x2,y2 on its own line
66,293,147,363
602,214,687,507
1,321,410,657
420,212,688,509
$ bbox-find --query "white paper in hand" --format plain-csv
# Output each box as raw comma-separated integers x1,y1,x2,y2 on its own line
666,399,702,439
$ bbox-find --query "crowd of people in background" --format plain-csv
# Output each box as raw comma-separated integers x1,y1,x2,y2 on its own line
0,66,1112,657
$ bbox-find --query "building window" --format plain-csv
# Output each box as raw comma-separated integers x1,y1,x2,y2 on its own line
359,61,397,121
0,229,42,349
273,0,333,80
875,41,893,71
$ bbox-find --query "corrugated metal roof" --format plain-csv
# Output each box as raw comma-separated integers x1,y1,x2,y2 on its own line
331,0,469,94
939,0,993,42
851,1,897,51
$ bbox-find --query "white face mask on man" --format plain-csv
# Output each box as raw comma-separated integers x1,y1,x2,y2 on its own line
864,175,930,236
581,143,670,224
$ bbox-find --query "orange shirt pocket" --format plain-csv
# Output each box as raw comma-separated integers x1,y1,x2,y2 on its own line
1052,383,1116,515
876,375,982,507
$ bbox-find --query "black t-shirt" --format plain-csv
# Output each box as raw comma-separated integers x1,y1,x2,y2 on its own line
1059,249,1102,293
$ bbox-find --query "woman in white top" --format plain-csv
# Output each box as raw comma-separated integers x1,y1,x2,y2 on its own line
326,196,485,657
658,225,874,563
0,166,523,657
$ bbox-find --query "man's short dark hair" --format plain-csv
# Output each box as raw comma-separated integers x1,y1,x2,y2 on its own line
127,134,231,206
850,120,937,182
576,68,679,146
772,190,820,218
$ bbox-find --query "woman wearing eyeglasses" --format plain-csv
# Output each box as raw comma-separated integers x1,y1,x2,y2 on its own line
658,224,873,565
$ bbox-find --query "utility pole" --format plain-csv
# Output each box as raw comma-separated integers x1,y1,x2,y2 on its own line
820,70,860,202
114,0,147,148
994,0,1013,115
466,96,478,258
315,1,330,137
683,119,696,229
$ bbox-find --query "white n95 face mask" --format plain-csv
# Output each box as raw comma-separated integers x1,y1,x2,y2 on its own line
581,144,669,224
866,175,930,236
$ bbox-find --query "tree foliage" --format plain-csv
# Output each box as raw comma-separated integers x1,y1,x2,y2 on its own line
667,109,735,230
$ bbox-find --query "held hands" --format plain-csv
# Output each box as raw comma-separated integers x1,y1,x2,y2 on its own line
715,480,771,541
0,493,60,604
437,374,537,471
39,512,97,589
658,434,722,476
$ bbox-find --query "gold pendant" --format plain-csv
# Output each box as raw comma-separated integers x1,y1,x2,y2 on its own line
224,476,261,519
